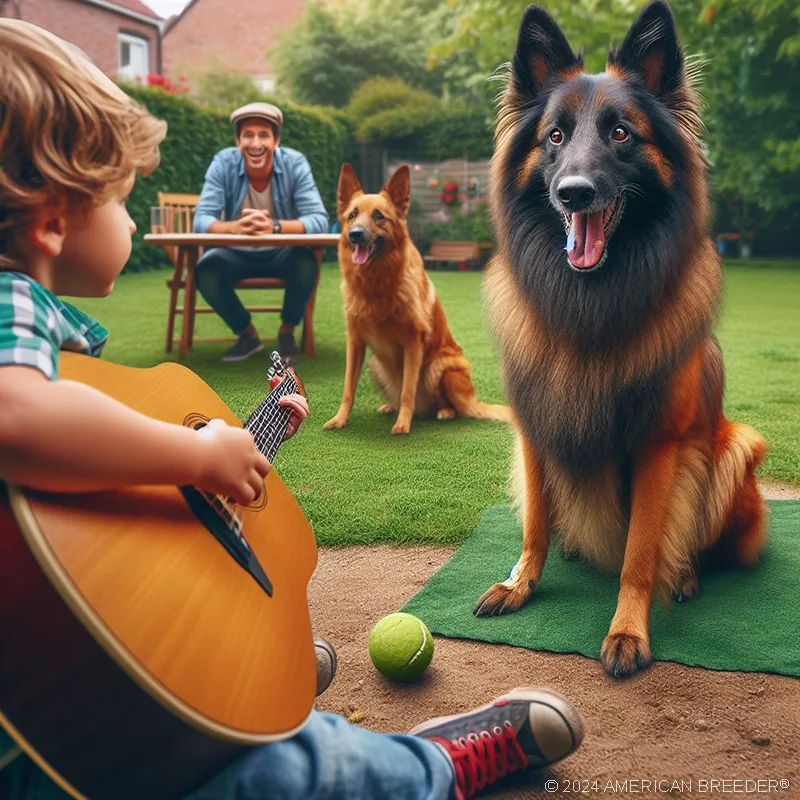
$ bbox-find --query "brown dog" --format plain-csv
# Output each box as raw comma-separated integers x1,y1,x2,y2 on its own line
323,164,509,434
476,1,768,677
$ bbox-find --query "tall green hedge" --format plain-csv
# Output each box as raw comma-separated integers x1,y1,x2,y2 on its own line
123,86,354,272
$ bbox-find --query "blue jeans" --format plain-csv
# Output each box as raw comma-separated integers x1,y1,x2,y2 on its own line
195,247,318,335
0,711,456,799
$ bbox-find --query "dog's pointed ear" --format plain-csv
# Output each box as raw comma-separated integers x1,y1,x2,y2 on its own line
608,1,684,98
382,165,410,218
512,5,580,98
338,163,363,218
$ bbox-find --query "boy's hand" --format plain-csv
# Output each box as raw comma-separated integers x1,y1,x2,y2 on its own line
195,419,271,504
278,393,309,441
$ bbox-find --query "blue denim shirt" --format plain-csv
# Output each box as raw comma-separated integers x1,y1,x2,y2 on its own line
193,146,329,235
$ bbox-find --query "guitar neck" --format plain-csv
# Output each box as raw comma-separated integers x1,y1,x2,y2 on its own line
244,371,299,463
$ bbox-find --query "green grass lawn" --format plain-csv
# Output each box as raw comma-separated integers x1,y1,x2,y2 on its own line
71,258,800,546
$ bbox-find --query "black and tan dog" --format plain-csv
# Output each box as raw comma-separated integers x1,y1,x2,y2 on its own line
324,164,509,434
476,1,768,677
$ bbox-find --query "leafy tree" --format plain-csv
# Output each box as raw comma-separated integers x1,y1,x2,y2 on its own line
685,0,800,232
193,68,264,112
347,78,439,145
269,0,490,108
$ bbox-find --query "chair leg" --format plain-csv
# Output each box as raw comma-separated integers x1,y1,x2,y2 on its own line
165,256,183,353
302,248,323,358
179,247,198,359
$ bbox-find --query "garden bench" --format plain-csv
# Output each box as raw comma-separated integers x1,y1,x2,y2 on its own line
423,240,480,271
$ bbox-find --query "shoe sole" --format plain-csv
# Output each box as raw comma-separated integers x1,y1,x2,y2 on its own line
408,688,584,763
221,343,265,363
314,637,338,697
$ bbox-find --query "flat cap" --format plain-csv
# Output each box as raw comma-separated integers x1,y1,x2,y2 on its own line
230,102,283,129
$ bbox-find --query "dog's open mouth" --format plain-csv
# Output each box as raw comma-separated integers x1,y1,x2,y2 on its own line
563,196,625,272
351,238,384,265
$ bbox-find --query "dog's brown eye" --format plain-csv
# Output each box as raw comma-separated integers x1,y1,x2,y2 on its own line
611,125,630,142
372,210,385,222
348,209,358,221
549,129,564,145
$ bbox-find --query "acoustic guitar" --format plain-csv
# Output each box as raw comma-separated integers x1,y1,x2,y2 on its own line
0,351,318,800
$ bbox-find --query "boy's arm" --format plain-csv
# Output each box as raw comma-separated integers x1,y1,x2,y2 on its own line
0,366,270,504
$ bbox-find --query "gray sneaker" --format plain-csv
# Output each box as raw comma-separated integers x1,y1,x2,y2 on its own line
314,637,337,697
409,688,583,798
221,333,264,363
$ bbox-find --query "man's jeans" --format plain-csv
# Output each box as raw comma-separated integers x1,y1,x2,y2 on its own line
195,247,318,335
0,711,456,799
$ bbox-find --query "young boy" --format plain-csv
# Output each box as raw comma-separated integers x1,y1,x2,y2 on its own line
0,20,584,800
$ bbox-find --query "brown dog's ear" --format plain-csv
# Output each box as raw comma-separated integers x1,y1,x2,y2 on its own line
382,165,411,218
337,163,363,218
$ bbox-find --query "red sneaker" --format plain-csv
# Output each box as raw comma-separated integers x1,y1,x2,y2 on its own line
409,688,583,799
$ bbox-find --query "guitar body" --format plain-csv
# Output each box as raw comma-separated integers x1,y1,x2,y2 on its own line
0,353,318,799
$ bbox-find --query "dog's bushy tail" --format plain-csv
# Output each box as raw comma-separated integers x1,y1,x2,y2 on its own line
706,421,768,564
442,367,512,422
455,399,513,421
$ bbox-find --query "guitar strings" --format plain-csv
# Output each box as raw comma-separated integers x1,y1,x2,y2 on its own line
200,374,301,533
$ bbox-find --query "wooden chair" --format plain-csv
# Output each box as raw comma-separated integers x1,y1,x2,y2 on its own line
423,240,480,271
154,192,321,357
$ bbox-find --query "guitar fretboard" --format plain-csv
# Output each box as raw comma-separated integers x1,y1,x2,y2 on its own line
244,372,300,463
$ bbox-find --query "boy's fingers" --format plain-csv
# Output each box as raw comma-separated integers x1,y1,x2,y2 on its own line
254,453,272,477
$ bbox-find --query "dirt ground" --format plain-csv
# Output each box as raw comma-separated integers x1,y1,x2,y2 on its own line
309,483,800,799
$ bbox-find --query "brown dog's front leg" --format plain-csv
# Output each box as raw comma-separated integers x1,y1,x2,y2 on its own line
323,327,366,430
601,439,680,677
474,433,550,615
392,338,424,434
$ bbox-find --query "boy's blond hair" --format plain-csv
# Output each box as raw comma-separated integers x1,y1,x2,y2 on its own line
0,20,167,269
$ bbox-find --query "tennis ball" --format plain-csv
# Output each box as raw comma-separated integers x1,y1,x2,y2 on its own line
368,612,434,681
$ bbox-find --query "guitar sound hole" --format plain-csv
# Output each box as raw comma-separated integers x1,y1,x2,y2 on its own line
183,412,210,431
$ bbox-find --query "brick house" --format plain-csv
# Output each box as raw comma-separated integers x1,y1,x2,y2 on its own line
0,0,163,80
163,0,305,92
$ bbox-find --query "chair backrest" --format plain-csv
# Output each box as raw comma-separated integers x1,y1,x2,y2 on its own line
153,192,201,235
153,193,201,267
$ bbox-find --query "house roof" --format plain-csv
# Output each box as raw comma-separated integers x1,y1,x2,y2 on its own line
105,0,163,21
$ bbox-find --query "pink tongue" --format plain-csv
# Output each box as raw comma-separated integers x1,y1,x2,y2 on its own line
353,244,371,265
567,211,606,269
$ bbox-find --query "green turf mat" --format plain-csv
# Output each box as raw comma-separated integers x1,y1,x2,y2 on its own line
403,501,800,676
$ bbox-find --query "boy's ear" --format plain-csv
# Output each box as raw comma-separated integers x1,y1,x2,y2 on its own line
512,5,581,99
608,1,684,98
337,163,363,218
382,165,410,218
25,205,67,258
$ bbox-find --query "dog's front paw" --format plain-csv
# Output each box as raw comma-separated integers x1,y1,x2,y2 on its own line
323,415,349,430
436,408,456,420
377,404,396,415
600,633,652,678
391,420,411,435
473,581,534,617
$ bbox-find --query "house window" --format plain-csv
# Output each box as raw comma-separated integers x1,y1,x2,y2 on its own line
118,33,149,82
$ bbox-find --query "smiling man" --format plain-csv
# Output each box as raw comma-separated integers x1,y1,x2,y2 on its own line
193,103,328,363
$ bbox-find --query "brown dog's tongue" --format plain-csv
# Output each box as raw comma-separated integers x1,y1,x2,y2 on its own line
567,211,605,269
353,244,371,265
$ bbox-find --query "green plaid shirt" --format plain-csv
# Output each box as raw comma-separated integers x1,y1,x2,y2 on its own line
0,272,108,777
0,272,108,379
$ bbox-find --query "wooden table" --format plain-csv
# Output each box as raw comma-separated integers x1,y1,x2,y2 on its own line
143,233,342,359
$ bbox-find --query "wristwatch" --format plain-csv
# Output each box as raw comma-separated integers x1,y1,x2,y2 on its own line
272,219,282,234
